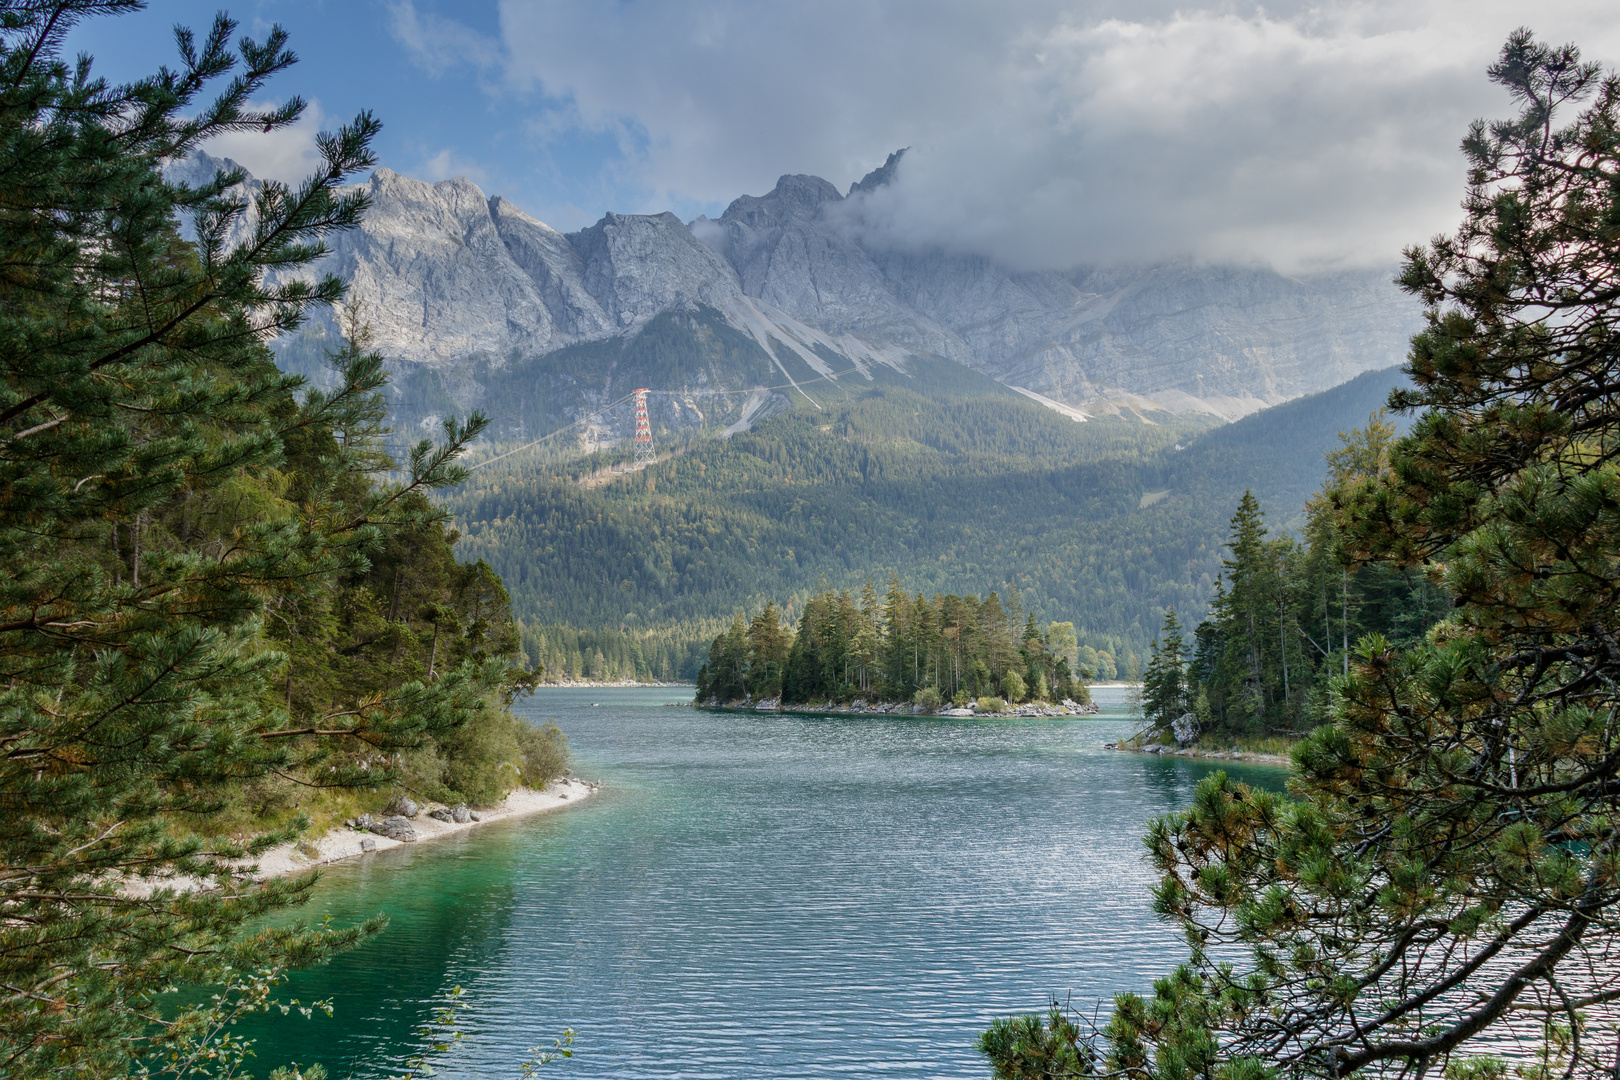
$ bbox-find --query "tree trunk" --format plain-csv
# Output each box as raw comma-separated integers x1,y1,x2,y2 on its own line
388,566,405,622
131,511,143,589
1342,570,1350,677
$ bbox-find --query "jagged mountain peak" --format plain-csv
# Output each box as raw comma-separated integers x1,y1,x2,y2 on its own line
565,210,742,329
166,148,255,188
488,194,561,234
172,149,1419,434
848,149,906,197
721,173,844,229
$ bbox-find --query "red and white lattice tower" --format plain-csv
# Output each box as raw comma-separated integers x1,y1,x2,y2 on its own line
632,388,655,465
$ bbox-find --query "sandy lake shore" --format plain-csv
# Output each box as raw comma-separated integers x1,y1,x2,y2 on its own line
120,779,599,897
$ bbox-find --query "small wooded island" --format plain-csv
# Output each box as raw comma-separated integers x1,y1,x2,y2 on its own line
694,582,1091,712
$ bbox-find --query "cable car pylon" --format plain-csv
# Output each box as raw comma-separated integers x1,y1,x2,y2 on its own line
632,388,655,466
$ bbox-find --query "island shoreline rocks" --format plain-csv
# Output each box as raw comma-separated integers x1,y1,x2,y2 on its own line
1104,741,1291,767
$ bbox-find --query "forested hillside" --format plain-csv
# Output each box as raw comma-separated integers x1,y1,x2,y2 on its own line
448,361,1407,678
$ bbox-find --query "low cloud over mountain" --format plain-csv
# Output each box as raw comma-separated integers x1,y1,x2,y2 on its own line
390,0,1620,271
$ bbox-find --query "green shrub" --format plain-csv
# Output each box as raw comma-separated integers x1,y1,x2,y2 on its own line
1001,671,1026,703
517,720,571,787
441,705,522,806
398,743,449,798
977,696,1007,714
914,687,943,712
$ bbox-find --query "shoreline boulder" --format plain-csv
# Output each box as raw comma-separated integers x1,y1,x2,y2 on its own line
373,815,417,842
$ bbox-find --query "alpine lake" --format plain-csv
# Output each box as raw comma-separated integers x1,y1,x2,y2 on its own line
240,686,1287,1078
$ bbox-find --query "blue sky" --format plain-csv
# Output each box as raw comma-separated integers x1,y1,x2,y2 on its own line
65,1,1620,268
65,0,691,230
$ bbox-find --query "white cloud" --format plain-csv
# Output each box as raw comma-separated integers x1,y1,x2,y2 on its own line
388,1,502,78
847,6,1504,270
417,147,490,183
198,99,329,186
429,0,1620,268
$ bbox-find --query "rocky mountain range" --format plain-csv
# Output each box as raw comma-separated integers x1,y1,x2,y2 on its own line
171,150,1421,440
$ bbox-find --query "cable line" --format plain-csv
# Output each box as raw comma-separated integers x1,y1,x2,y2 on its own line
466,390,639,471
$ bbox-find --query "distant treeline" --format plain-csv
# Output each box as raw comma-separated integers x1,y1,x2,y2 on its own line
695,578,1090,708
517,621,710,682
519,616,1131,685
1141,412,1450,737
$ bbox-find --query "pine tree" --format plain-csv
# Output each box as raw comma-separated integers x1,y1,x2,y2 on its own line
1140,610,1190,732
0,7,499,1072
986,32,1620,1079
746,600,790,699
880,573,913,700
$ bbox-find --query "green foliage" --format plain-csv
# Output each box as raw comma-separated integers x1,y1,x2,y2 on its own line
515,721,571,788
437,701,522,807
984,32,1620,1078
519,620,707,682
1141,610,1191,732
134,965,334,1080
913,686,943,712
979,1004,1093,1078
449,354,1407,673
1180,454,1448,737
0,7,536,1073
697,577,1088,707
1001,670,1027,704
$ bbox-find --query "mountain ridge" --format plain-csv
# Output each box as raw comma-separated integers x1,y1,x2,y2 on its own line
172,151,1421,439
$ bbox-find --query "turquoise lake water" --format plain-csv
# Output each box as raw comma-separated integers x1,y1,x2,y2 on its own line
242,687,1285,1078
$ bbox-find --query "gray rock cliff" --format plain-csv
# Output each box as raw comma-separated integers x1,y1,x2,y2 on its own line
174,151,1420,423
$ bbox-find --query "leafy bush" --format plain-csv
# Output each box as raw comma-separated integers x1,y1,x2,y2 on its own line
517,721,571,787
977,696,1007,714
913,687,943,712
440,705,523,807
1000,671,1026,703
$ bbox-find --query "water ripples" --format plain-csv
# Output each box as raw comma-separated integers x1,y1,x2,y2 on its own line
246,689,1285,1078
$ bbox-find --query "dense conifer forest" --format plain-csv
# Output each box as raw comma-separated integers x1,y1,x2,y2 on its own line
1135,411,1451,739
694,579,1088,709
450,363,1407,680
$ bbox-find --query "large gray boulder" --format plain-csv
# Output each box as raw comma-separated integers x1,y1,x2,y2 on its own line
373,816,417,842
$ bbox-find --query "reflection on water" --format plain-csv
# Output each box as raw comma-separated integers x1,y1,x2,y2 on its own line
243,687,1285,1079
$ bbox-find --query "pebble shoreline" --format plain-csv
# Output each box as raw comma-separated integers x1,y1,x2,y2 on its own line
119,779,600,897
